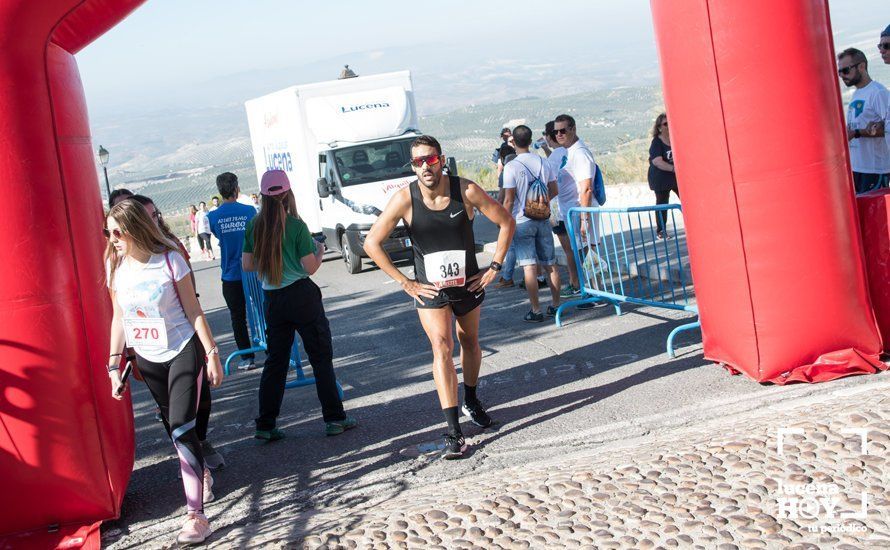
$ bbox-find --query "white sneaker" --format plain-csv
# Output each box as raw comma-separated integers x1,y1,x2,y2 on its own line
237,358,258,371
203,468,214,503
177,512,212,545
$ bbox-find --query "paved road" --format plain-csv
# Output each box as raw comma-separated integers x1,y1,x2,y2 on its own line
103,212,887,548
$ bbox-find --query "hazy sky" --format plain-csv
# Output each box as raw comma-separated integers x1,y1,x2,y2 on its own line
77,0,889,116
77,0,655,112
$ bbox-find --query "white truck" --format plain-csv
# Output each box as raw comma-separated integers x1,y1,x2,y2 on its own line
246,70,447,274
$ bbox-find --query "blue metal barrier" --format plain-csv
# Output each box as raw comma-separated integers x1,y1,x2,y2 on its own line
556,204,700,357
224,271,344,396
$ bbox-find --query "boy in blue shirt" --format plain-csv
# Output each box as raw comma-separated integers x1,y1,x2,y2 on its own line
208,173,258,369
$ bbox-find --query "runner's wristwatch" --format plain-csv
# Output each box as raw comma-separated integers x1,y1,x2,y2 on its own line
490,261,502,272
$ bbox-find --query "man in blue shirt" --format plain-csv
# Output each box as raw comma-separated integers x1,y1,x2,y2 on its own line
208,173,258,369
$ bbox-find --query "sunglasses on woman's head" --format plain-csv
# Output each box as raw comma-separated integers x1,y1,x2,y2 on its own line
103,228,124,240
410,154,442,168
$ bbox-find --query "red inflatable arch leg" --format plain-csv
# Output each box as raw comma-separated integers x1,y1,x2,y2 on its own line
651,0,885,383
0,1,144,547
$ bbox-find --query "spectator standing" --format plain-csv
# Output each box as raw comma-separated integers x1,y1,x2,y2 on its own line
195,202,214,260
104,201,223,544
189,204,198,240
648,113,679,239
838,47,890,193
250,193,261,212
554,114,601,243
502,125,561,322
207,173,258,370
543,121,581,296
210,196,220,211
130,195,225,469
242,170,356,440
881,25,890,66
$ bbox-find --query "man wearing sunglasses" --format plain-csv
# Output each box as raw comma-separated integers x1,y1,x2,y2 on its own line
838,47,890,194
364,135,515,460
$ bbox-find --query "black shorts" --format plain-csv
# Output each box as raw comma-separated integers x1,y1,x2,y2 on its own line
552,221,567,235
416,286,485,317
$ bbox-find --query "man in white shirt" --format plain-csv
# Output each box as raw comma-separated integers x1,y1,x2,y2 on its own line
554,114,600,235
543,121,581,297
502,125,561,322
839,47,890,193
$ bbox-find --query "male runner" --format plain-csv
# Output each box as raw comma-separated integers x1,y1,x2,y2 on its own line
365,135,515,459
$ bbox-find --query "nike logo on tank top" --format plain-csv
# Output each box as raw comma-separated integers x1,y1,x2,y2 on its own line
408,176,479,288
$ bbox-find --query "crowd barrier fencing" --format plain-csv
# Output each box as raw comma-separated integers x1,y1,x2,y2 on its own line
224,271,344,397
556,204,700,357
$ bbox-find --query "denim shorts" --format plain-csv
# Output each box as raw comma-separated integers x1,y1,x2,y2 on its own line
513,219,556,267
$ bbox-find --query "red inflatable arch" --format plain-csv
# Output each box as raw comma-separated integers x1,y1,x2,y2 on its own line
0,0,884,547
651,0,884,383
0,1,144,548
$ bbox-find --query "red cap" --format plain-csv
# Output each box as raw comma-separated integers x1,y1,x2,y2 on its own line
260,170,291,196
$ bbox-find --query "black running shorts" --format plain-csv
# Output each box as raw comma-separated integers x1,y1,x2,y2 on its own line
416,286,485,317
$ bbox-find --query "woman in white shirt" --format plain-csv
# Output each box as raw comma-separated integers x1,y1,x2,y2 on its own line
104,200,223,545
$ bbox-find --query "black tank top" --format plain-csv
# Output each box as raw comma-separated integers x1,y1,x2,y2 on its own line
409,176,479,288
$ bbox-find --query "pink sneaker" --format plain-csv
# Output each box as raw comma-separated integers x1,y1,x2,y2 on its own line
203,468,214,503
177,512,212,545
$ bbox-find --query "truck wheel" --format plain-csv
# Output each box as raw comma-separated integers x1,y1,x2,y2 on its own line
340,234,362,274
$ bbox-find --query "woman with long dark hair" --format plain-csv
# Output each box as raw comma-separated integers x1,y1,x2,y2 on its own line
242,170,355,441
648,113,679,239
104,200,223,544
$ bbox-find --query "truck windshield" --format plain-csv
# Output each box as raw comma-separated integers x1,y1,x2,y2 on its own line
332,137,417,187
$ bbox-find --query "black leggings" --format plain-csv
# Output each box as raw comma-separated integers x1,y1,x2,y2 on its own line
198,233,213,253
138,335,206,514
654,185,680,234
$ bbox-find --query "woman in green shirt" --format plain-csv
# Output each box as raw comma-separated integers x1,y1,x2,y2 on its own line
242,170,356,440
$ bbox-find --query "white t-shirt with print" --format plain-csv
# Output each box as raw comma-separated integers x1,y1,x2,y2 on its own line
847,80,890,174
196,210,212,234
546,146,580,221
562,138,600,206
503,152,557,224
110,251,195,363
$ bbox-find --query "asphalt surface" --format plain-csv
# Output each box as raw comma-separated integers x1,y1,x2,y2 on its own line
102,208,888,548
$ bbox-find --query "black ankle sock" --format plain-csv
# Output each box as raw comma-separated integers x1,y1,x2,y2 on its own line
464,384,478,404
443,406,462,436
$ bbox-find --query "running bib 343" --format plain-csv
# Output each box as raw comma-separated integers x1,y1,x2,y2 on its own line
123,317,168,349
424,249,466,289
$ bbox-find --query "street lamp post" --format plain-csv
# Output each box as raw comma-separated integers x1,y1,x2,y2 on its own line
97,145,110,202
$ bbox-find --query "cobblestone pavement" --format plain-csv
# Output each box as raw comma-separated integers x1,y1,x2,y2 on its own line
214,379,889,549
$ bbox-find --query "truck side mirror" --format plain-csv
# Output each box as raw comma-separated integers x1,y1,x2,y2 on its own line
317,176,331,198
446,157,458,177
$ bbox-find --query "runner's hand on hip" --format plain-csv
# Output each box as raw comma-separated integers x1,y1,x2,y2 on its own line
467,268,497,292
206,355,224,387
401,279,439,303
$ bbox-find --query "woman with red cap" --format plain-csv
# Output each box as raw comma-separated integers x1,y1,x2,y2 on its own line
242,170,356,441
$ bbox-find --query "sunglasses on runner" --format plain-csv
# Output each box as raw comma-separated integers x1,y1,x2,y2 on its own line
103,228,124,240
410,154,442,168
879,42,890,51
838,63,861,76
554,127,572,135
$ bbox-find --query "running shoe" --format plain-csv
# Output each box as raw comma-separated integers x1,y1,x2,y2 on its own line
201,440,225,470
254,428,285,441
493,278,515,289
656,231,672,240
237,358,259,371
203,468,214,503
524,310,544,323
177,512,212,545
461,400,493,428
325,416,358,436
442,433,467,460
545,306,558,317
560,284,580,298
577,301,599,310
